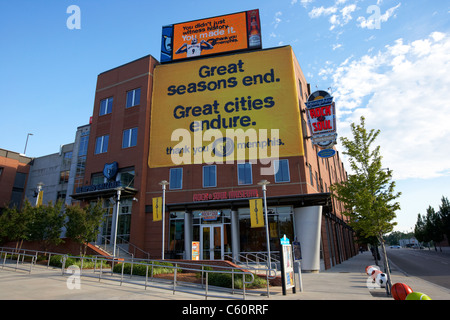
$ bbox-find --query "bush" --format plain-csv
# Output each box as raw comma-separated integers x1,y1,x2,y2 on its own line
208,271,267,289
112,261,177,276
49,255,75,268
49,255,108,269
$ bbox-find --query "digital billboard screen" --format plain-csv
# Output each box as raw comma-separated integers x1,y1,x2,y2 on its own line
160,9,261,63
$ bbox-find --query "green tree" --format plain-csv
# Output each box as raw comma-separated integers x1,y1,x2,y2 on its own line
65,201,105,256
28,200,66,251
425,205,444,250
439,196,450,245
330,116,401,295
414,213,427,243
0,200,34,251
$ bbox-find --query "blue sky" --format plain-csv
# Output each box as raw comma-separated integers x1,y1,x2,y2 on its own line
1,0,449,233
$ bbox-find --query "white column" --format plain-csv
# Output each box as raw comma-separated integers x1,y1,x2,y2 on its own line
231,210,240,262
294,206,322,272
184,212,193,259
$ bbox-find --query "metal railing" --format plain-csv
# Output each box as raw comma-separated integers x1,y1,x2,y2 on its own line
0,247,37,273
59,255,264,300
229,251,281,268
0,247,67,271
92,235,150,260
0,247,283,299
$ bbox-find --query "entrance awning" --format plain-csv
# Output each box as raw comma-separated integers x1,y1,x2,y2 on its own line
146,193,331,213
71,186,138,201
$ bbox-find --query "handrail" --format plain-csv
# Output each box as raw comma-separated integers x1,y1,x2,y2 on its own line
0,247,277,299
117,236,151,260
0,248,36,273
59,254,261,300
0,246,63,269
93,235,150,260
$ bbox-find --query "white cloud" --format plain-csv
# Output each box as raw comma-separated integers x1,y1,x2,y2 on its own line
273,11,282,29
310,3,357,30
309,6,338,18
357,3,401,29
331,32,450,180
294,0,314,8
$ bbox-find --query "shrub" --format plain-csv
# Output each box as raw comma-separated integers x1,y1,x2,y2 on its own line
112,261,177,276
49,255,108,269
207,271,267,289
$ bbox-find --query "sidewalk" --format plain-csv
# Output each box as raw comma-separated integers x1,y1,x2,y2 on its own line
0,251,449,300
281,251,450,300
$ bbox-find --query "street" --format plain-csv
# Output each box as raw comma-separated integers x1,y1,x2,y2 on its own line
387,247,450,289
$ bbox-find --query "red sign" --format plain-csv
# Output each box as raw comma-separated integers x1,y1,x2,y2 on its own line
308,103,336,134
193,189,259,201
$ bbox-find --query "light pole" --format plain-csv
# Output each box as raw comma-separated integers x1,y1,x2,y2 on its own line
24,133,33,155
112,188,121,258
258,179,271,270
159,180,169,260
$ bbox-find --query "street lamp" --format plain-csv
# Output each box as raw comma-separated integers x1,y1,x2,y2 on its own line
258,179,271,270
112,188,122,258
159,180,169,260
24,133,33,155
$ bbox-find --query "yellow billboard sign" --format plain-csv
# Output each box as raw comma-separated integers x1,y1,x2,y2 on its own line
149,46,304,168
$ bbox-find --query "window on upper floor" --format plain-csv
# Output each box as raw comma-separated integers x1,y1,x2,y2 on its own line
274,159,290,183
126,88,141,108
94,135,109,154
99,97,113,116
169,168,183,190
237,162,253,185
122,128,138,148
203,165,217,188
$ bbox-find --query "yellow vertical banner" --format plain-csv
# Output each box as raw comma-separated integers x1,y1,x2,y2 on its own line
249,198,264,228
36,190,43,207
152,197,162,222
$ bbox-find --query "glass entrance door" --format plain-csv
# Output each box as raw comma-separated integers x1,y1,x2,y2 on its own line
201,224,223,260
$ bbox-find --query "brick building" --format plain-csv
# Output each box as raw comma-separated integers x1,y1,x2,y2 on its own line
0,149,32,211
72,45,357,271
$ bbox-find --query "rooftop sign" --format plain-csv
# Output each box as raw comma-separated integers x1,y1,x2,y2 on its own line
161,9,261,63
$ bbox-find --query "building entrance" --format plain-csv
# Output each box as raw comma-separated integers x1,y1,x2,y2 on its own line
200,224,223,260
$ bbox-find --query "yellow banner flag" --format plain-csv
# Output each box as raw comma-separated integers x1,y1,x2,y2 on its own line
249,198,264,228
152,197,162,222
36,190,43,207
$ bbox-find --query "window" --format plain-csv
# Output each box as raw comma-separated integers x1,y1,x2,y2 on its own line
64,151,72,160
59,170,70,184
57,191,67,201
91,172,105,185
122,127,138,148
126,88,141,108
99,97,113,115
203,165,217,188
94,135,109,154
118,168,135,187
78,133,89,156
169,168,183,190
237,163,252,185
274,159,290,183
